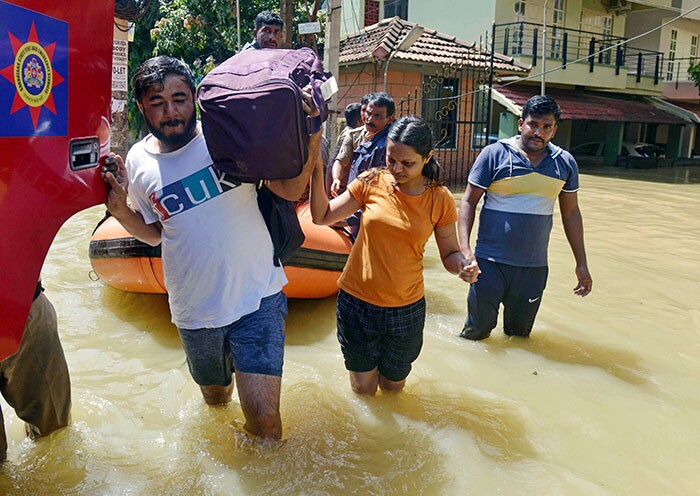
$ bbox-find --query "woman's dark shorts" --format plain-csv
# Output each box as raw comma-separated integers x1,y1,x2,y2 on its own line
336,289,425,382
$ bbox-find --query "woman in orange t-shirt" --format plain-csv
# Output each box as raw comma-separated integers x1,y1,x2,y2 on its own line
309,116,479,395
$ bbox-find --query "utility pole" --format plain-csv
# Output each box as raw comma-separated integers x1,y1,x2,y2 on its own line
236,0,241,52
541,0,550,96
111,17,130,158
324,0,342,150
280,0,294,48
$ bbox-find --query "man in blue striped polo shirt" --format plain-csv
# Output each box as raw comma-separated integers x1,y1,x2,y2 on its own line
458,95,593,340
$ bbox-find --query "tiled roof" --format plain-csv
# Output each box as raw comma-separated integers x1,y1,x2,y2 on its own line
494,84,687,124
671,100,700,120
340,17,529,75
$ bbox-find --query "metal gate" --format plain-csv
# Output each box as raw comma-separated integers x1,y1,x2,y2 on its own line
395,61,492,189
337,57,493,189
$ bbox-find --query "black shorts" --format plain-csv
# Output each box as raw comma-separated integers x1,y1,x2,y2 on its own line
462,258,548,339
336,289,425,382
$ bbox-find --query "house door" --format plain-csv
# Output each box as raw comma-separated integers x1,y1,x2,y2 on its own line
580,10,613,64
549,0,565,59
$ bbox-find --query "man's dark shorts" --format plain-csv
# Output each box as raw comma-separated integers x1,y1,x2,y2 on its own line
177,291,287,386
336,289,425,382
461,258,548,340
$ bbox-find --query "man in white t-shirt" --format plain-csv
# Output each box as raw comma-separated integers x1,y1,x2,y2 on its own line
102,56,320,441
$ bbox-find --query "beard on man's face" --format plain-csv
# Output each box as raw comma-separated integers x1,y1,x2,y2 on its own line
145,112,197,149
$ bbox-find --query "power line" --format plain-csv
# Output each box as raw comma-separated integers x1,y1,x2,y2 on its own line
419,2,700,102
336,0,376,102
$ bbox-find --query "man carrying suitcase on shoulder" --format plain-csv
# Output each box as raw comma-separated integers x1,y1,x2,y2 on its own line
102,56,321,442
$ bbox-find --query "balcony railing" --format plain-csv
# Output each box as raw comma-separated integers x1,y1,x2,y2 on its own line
665,56,699,87
493,21,664,85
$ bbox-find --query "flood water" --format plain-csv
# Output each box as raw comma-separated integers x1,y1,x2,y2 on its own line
2,166,699,495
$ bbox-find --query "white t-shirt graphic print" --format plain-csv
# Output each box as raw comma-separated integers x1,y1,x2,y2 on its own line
126,129,286,329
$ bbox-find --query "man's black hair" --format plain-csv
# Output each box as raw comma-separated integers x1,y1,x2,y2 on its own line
132,56,195,104
521,95,561,122
367,92,395,117
344,103,362,128
254,11,284,31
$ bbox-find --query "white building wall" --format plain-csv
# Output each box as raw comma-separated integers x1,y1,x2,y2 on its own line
340,0,366,36
625,9,663,51
407,0,496,44
339,0,498,44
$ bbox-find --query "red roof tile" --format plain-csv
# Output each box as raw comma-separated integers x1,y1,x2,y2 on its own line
340,17,529,75
495,84,686,124
671,100,700,120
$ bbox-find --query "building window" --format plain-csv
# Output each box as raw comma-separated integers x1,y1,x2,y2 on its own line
421,76,460,149
690,35,698,81
579,11,613,64
549,0,565,59
600,15,612,65
666,29,677,81
514,0,525,17
384,0,408,20
512,0,526,55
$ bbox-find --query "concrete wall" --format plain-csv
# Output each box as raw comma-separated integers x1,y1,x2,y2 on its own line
626,10,663,51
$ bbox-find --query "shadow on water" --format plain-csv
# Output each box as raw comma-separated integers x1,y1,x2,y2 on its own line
97,285,336,348
580,165,700,185
99,286,180,349
488,332,648,386
365,386,537,462
285,296,338,345
424,286,466,315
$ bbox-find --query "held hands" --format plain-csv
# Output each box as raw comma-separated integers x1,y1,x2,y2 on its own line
458,257,480,284
573,265,593,297
101,153,130,217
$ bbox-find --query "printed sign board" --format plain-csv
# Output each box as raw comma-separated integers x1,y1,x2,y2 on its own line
298,21,321,35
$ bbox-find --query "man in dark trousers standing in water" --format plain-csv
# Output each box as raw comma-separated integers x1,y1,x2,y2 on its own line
458,95,592,341
0,279,71,462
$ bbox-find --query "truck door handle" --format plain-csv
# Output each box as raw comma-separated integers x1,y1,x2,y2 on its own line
69,137,100,170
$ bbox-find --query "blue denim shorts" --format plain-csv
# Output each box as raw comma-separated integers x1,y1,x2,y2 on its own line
336,289,426,382
177,291,287,386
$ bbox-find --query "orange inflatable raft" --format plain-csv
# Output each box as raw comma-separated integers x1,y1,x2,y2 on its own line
89,203,352,299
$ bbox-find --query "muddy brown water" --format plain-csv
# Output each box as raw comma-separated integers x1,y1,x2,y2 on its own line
2,166,699,495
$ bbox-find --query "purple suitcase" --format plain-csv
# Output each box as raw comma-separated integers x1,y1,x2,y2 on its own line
197,48,328,182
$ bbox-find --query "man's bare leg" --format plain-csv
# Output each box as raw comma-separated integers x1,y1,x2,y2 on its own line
200,380,234,406
235,372,282,439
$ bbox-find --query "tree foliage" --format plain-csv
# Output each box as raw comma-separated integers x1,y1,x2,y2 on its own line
689,62,700,89
127,0,325,140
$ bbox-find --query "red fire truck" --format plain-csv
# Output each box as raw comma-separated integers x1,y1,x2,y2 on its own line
0,1,122,359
